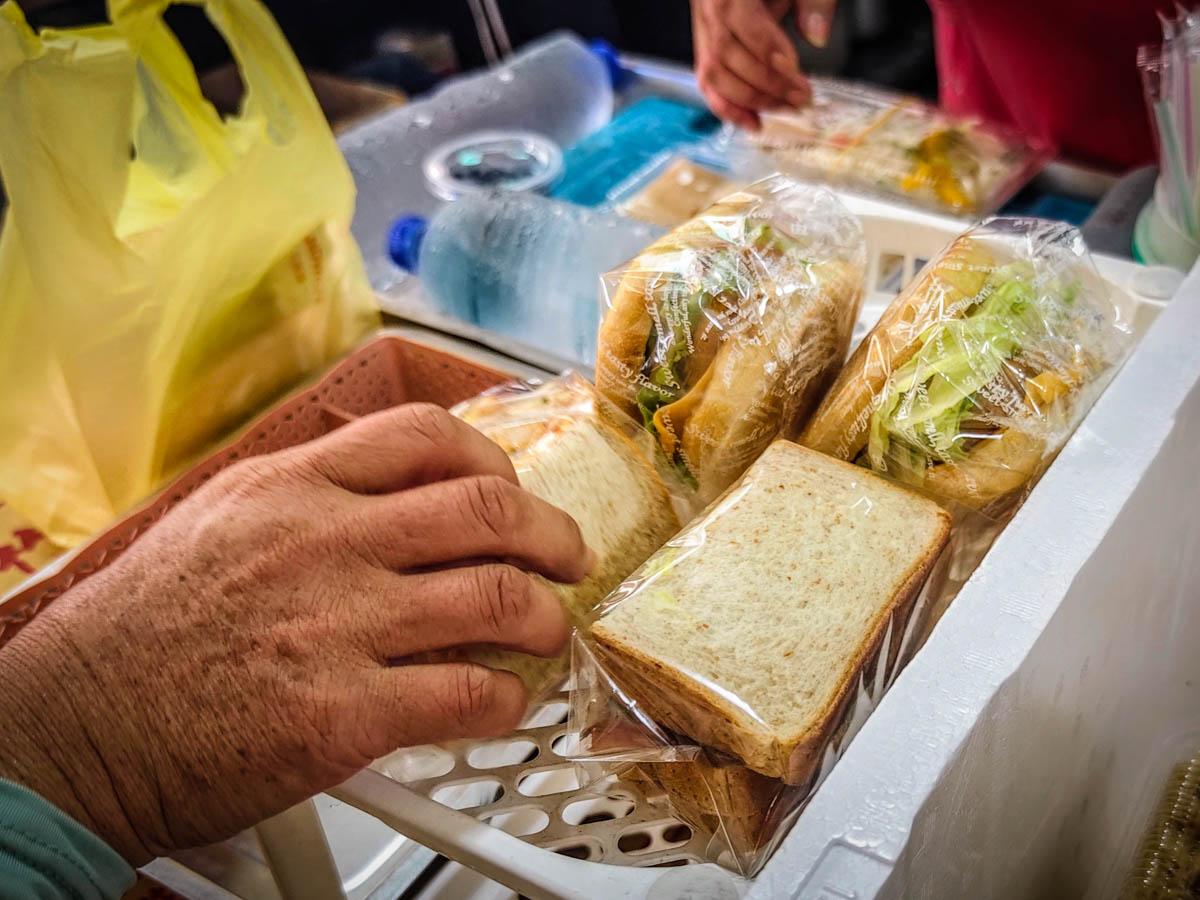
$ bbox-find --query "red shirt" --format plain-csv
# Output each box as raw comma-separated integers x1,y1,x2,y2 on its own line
929,0,1172,171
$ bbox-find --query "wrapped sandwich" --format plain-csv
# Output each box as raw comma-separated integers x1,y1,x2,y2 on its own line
439,374,680,696
801,218,1135,517
749,79,1048,216
572,441,952,873
596,176,867,504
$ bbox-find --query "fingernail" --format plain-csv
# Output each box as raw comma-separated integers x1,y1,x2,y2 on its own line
805,11,831,48
788,88,811,107
583,546,598,573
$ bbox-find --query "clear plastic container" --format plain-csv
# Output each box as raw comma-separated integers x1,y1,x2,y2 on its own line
726,78,1050,218
387,193,661,365
339,32,615,289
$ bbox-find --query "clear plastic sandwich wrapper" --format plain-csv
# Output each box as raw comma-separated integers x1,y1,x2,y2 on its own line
595,175,868,509
567,440,953,875
724,78,1051,217
801,216,1137,525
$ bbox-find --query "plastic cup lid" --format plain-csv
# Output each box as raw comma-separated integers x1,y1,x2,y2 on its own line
423,130,564,201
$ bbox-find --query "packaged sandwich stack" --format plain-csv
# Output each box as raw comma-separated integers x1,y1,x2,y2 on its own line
569,216,1137,875
596,174,868,507
570,441,953,873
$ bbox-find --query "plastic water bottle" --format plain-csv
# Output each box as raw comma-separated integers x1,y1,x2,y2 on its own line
388,194,661,364
341,32,617,289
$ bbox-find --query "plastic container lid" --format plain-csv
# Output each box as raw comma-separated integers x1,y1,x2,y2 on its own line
423,130,563,201
387,215,429,272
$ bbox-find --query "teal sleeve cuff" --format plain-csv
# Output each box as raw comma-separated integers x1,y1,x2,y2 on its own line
0,779,134,899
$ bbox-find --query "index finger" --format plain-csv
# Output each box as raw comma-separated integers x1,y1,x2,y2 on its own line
722,0,798,75
295,403,518,495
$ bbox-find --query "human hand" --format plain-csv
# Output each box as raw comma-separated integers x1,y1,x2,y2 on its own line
691,0,837,129
0,403,591,864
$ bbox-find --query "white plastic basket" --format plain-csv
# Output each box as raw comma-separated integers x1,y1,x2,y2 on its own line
320,197,1193,900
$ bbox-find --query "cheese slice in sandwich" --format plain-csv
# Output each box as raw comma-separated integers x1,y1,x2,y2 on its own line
588,440,951,784
447,375,681,696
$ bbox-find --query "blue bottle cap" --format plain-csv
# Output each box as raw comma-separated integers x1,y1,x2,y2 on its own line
388,215,428,272
588,38,630,90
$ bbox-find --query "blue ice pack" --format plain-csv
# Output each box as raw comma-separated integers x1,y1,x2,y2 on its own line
550,96,721,206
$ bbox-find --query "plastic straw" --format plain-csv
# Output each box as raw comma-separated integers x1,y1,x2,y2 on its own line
1141,7,1200,239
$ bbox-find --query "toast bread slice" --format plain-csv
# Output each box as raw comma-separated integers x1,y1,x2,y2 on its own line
639,757,797,864
589,440,951,783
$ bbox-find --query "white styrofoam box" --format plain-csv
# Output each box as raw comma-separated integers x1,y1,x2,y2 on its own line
326,204,1193,900
745,251,1200,900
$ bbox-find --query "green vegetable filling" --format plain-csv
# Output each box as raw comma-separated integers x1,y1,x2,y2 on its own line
866,261,1079,485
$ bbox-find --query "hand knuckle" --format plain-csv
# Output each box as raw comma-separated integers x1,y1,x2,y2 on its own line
211,456,279,501
445,666,494,728
475,565,530,637
460,475,519,541
397,402,456,448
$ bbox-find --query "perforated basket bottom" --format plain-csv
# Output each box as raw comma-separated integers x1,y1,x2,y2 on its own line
372,692,729,870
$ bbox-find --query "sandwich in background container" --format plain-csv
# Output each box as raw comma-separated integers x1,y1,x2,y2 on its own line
609,155,736,229
731,78,1051,217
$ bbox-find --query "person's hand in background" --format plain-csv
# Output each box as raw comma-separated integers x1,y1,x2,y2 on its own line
0,404,591,864
691,0,837,129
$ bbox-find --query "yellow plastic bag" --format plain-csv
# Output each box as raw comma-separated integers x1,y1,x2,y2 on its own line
0,0,379,548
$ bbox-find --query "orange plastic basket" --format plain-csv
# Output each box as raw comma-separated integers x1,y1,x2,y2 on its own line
0,335,510,644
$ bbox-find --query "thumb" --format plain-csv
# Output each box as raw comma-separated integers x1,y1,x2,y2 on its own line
794,0,836,49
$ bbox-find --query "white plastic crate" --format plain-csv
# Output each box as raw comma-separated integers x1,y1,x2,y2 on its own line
323,198,1196,900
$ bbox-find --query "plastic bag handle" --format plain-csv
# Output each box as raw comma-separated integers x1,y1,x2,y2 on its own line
108,0,326,164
